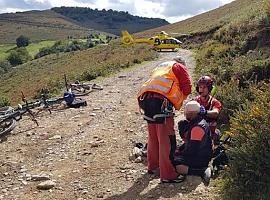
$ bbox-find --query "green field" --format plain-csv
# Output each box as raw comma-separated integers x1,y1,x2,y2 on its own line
0,44,16,61
26,40,56,57
0,40,55,61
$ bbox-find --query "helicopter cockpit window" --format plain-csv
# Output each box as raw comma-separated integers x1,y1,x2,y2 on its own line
154,38,161,45
161,39,175,44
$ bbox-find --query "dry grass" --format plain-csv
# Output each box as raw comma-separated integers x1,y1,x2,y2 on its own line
0,10,97,44
135,0,263,38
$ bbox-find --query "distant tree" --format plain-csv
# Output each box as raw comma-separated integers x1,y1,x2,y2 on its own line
16,35,30,47
7,48,31,66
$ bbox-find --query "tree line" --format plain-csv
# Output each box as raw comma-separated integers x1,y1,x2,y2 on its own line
51,7,169,35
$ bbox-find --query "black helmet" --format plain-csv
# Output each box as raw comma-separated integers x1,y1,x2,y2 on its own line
196,76,213,93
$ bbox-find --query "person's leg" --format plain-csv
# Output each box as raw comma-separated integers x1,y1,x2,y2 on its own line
175,164,189,174
187,158,212,186
147,123,159,172
157,117,178,180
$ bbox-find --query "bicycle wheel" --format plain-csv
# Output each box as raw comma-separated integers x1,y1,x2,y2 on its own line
92,83,103,90
0,118,16,137
0,106,14,116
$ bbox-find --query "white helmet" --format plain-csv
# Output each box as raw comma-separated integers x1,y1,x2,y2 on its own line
184,100,200,114
173,56,186,65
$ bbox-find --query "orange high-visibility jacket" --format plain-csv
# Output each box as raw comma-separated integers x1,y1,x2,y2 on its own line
137,61,186,110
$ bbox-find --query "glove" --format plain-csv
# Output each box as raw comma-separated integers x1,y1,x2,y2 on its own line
199,106,207,116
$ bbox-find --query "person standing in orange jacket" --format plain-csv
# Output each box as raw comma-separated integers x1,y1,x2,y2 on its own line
137,56,192,183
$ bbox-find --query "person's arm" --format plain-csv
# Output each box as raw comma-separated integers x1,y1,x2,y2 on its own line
205,108,219,119
182,126,205,157
205,99,222,119
172,63,192,96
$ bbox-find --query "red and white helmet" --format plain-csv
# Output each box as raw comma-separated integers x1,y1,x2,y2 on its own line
196,76,213,93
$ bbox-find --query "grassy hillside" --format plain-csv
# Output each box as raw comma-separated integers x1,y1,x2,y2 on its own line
0,10,103,44
0,42,157,103
135,0,263,39
0,7,169,44
181,0,270,199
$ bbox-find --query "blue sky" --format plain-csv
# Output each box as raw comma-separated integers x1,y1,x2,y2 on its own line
0,0,235,23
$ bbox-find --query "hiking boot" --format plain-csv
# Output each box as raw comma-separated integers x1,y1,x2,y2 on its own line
201,167,211,186
161,175,186,183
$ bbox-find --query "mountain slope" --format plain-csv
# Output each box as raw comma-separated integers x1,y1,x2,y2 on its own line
0,10,96,44
51,7,169,36
0,7,169,44
135,0,263,38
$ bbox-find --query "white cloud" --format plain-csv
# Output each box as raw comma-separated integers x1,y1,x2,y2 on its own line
134,0,165,18
0,0,235,23
48,0,95,8
221,0,234,4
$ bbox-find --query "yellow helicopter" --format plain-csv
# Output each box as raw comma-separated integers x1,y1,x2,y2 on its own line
121,30,182,51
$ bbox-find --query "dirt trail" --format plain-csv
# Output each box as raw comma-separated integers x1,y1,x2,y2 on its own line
0,49,219,200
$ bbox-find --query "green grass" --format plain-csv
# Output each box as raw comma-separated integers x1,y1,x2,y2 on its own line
0,44,16,61
26,40,55,58
0,40,56,60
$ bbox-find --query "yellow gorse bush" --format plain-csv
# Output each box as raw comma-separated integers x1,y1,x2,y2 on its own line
222,82,270,200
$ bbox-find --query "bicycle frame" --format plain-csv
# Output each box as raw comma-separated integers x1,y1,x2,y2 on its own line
0,104,39,137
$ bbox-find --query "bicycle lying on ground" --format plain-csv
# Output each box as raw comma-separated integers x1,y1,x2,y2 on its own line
69,82,103,96
0,100,39,138
64,75,103,96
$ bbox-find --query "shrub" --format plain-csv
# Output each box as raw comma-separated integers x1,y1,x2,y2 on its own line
16,35,30,47
35,47,53,59
34,39,97,59
0,96,10,107
133,58,141,64
0,60,12,75
7,48,31,66
216,80,254,124
80,68,102,81
221,82,270,200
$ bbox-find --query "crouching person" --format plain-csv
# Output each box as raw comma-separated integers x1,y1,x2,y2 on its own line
175,100,213,185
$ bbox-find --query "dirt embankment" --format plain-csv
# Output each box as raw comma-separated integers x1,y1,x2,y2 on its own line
0,49,219,200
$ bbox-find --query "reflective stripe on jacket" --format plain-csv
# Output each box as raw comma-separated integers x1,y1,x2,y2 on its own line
137,61,185,110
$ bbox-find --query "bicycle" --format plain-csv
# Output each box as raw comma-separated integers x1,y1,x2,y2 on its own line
69,82,103,96
64,74,103,96
212,134,231,177
32,95,65,115
0,100,39,138
33,89,87,114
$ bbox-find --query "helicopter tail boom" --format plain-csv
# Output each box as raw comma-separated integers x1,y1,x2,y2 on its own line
121,30,134,46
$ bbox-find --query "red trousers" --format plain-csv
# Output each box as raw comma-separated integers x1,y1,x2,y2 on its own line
147,117,178,180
